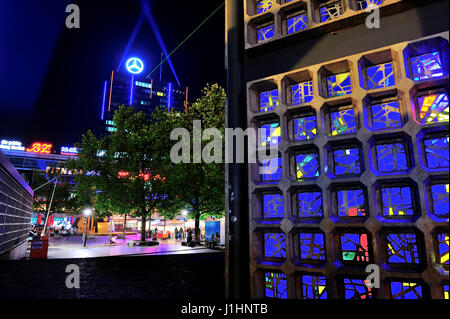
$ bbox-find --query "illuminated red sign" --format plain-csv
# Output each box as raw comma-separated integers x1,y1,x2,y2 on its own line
26,142,53,154
117,171,166,182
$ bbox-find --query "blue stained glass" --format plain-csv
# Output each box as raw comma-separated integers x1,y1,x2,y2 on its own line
263,194,284,220
265,272,287,299
371,101,402,129
257,24,274,42
386,233,420,264
299,233,325,260
320,1,343,22
296,153,320,180
292,81,313,105
357,0,383,10
390,281,423,299
437,233,449,271
376,143,408,172
260,122,281,147
410,51,445,81
260,89,279,112
344,278,373,299
444,285,449,299
417,93,449,124
301,275,327,299
261,157,283,183
381,187,414,217
327,73,352,97
330,108,357,135
287,13,307,34
424,136,449,169
298,192,323,218
333,148,361,175
294,115,317,141
340,233,370,262
256,0,273,14
338,189,366,217
264,232,286,259
431,184,449,219
366,62,395,89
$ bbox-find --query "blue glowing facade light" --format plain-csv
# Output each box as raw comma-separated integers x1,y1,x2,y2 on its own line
126,57,144,74
129,75,135,106
167,82,173,111
101,81,107,120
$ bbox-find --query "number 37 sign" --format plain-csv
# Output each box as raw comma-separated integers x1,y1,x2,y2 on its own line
26,142,53,154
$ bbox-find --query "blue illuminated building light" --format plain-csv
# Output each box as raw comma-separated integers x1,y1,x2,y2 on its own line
129,75,135,106
167,82,173,111
101,81,107,120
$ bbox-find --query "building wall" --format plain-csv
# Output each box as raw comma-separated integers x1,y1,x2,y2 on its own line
0,150,34,259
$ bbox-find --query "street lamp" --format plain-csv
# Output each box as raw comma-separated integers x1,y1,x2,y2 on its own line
82,208,93,247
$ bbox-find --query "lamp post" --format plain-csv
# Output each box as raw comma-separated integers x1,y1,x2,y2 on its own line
82,208,93,247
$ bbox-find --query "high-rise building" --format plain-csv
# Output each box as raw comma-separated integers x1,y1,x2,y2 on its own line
100,57,188,133
226,0,449,299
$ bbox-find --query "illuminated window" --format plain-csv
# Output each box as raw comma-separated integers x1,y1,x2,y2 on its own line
340,233,370,262
390,281,423,299
333,148,361,175
381,186,414,218
386,233,420,265
257,24,274,42
437,233,449,271
297,191,323,218
371,101,402,129
366,62,395,90
296,153,320,180
327,72,352,97
424,136,449,169
260,157,283,183
320,1,344,22
430,184,449,219
260,89,279,112
264,232,286,259
343,278,373,299
299,232,326,261
287,13,308,34
292,81,313,105
299,275,327,299
337,189,366,217
444,284,449,300
256,0,273,14
330,108,357,135
376,142,408,173
260,122,281,147
294,115,317,141
357,0,383,10
416,93,449,124
263,193,284,220
265,272,287,299
410,52,444,81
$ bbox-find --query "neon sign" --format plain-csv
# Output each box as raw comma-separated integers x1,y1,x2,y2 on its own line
60,146,78,156
126,57,144,74
26,142,53,154
0,140,25,151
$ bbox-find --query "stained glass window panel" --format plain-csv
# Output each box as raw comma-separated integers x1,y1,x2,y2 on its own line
260,89,279,112
292,81,313,105
417,93,449,124
357,0,383,10
260,123,281,148
366,62,395,90
287,13,308,34
390,281,423,299
257,24,275,42
431,184,449,219
437,233,449,271
333,148,361,175
344,278,373,299
410,52,444,81
444,285,449,299
261,157,283,183
386,233,420,264
338,189,366,217
340,233,370,262
296,153,320,180
381,187,414,217
264,233,286,259
294,115,317,141
299,233,326,261
330,108,357,135
376,143,408,172
320,1,344,22
263,194,284,220
298,192,323,218
265,272,287,299
424,136,449,169
300,275,327,299
327,72,352,97
371,101,402,129
256,0,273,14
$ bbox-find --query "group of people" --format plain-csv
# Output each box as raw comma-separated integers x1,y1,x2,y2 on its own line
173,227,185,240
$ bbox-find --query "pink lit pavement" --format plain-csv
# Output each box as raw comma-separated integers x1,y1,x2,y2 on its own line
46,234,218,259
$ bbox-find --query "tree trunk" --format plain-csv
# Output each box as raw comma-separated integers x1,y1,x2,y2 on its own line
123,213,127,239
141,215,146,244
194,197,201,241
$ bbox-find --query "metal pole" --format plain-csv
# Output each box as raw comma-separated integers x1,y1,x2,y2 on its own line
41,177,58,236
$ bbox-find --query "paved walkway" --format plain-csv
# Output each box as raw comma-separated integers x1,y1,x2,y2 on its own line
46,235,217,259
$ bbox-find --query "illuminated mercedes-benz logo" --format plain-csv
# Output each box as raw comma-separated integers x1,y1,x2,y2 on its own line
126,57,144,74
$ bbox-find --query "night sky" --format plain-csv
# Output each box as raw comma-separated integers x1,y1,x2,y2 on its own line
0,0,226,148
